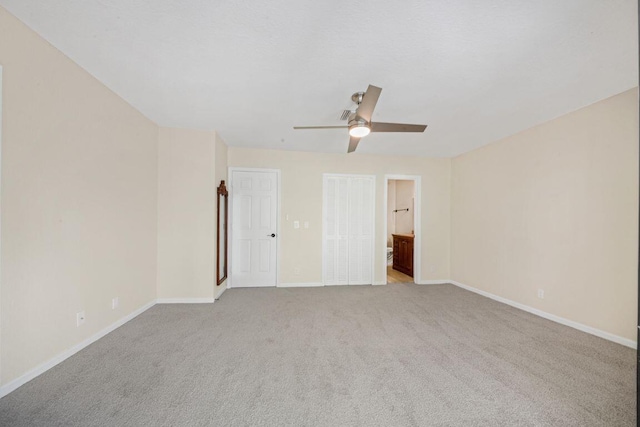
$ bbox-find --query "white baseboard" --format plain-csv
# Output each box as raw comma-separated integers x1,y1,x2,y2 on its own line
415,280,449,285
214,285,227,300
277,282,323,288
289,282,382,286
372,281,386,286
156,298,215,304
0,300,156,399
449,280,637,349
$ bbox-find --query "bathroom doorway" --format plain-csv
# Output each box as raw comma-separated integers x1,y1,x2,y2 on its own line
384,176,421,284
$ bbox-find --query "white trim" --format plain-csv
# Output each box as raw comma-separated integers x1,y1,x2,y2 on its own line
227,167,281,289
214,282,227,300
415,280,449,285
383,175,422,284
322,174,328,285
278,282,378,288
156,298,215,304
450,280,637,349
371,176,377,286
0,300,156,399
354,173,377,286
0,66,3,384
318,283,372,286
277,282,324,288
383,176,388,285
372,280,386,286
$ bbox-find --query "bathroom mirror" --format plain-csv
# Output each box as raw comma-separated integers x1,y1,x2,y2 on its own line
216,180,228,286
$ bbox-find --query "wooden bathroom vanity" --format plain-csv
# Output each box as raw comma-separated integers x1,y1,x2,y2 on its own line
392,234,414,277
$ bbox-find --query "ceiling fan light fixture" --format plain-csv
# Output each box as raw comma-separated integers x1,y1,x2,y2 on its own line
349,122,371,138
293,84,427,153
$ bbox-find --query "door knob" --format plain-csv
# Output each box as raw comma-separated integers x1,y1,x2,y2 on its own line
268,233,276,237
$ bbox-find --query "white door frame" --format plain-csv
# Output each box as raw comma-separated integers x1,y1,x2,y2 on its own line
384,175,421,284
0,67,3,371
227,167,281,288
322,173,376,286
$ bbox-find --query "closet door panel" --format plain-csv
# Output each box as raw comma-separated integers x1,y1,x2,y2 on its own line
348,177,374,285
324,176,350,285
324,174,374,286
335,177,349,285
324,178,336,284
348,178,362,283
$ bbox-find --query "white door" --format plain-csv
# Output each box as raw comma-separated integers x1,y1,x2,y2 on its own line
348,177,374,285
324,176,350,285
323,175,374,285
231,170,278,287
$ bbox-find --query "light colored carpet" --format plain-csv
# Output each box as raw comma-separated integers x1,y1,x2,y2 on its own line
0,283,635,426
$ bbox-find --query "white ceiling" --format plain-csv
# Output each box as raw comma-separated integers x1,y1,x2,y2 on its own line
1,0,637,157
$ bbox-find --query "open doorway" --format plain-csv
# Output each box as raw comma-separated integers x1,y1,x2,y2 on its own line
384,176,421,284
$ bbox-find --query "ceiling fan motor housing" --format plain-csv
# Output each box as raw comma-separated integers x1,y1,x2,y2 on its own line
348,117,371,137
348,112,368,127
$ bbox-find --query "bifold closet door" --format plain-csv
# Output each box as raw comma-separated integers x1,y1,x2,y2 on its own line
324,176,349,285
323,175,374,285
348,177,374,285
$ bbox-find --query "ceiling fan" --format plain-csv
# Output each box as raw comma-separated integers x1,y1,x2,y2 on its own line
293,85,427,153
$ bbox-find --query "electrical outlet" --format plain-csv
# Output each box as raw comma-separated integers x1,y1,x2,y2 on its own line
537,289,544,299
76,311,86,327
293,221,300,229
293,267,301,276
303,221,309,229
429,265,436,273
112,297,119,310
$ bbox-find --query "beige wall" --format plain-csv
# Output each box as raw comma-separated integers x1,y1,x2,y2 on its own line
394,180,415,235
387,180,396,245
451,88,639,341
157,128,217,301
0,7,158,385
214,133,229,299
228,148,451,284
